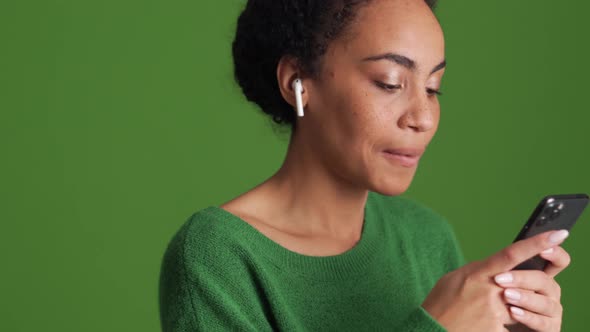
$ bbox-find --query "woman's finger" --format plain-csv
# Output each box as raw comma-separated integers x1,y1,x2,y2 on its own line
539,245,571,278
507,303,562,331
503,288,561,318
493,270,561,300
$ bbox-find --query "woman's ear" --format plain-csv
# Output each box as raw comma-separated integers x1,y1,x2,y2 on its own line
276,56,308,113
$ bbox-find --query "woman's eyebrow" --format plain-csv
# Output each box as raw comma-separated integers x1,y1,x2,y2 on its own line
361,53,446,74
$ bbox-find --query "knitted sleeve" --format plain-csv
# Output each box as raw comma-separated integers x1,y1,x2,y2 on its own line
392,215,466,332
393,306,449,332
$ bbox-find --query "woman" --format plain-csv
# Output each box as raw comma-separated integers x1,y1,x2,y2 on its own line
159,0,571,331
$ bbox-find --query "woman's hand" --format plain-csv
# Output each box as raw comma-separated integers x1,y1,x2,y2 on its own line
421,230,571,332
501,239,571,332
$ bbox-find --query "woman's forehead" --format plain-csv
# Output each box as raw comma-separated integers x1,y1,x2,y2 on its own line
333,0,444,69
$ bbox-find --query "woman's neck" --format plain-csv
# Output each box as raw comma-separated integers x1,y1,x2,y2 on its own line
260,131,369,240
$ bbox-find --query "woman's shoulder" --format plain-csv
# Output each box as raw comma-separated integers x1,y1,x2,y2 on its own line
161,206,247,269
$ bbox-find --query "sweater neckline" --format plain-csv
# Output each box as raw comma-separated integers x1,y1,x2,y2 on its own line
202,191,382,281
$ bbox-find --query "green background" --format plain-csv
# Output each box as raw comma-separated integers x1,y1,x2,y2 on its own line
1,1,588,331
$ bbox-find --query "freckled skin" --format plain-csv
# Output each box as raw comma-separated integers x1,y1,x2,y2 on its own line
301,0,445,195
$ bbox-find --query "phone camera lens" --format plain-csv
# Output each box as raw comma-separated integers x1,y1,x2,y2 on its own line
537,215,548,226
537,201,564,226
549,208,561,221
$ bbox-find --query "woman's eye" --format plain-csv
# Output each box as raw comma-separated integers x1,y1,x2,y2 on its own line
427,88,443,96
374,81,401,92
374,81,443,96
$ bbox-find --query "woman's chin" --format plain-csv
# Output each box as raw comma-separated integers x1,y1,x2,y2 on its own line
369,173,415,196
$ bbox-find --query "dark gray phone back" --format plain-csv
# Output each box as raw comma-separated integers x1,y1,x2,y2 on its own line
512,194,589,271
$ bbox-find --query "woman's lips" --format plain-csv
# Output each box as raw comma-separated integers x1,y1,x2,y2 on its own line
382,149,423,167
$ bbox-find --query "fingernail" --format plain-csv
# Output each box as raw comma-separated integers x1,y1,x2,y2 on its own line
510,306,524,316
494,272,513,284
541,247,554,254
505,289,521,301
549,230,569,244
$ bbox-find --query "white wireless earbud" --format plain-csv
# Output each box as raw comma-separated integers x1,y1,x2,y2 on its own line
292,78,304,117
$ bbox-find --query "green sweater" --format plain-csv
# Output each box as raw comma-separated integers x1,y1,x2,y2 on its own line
159,191,466,331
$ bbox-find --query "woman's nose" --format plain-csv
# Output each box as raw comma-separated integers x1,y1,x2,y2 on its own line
397,92,436,132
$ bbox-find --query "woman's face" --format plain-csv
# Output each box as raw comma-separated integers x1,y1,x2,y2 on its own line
304,0,446,195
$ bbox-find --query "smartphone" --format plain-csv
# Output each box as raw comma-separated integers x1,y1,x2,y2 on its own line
512,193,589,271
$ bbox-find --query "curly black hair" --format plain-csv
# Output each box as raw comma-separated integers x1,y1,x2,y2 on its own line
232,0,438,133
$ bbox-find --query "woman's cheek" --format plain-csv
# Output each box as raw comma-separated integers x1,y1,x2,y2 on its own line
369,105,396,134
